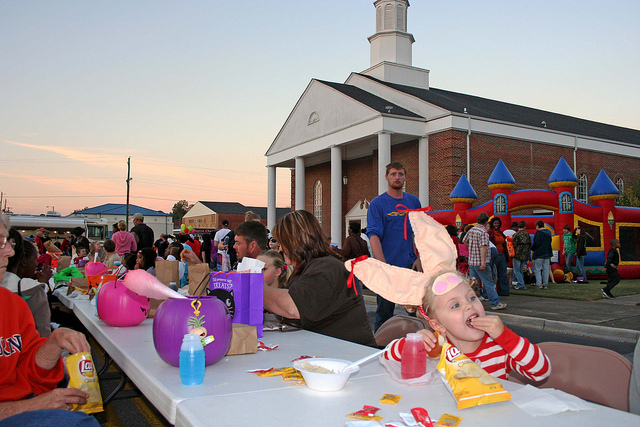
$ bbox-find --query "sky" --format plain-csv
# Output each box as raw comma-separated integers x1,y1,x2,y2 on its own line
1,0,639,216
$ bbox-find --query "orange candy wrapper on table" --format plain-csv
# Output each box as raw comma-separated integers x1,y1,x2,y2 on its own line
436,342,511,410
65,352,103,414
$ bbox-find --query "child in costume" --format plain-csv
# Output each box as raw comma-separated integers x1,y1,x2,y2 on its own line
346,210,550,382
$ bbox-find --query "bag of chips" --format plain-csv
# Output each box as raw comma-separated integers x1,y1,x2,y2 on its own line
66,352,104,414
436,342,511,409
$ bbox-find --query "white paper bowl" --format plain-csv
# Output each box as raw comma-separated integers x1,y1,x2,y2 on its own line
293,358,359,392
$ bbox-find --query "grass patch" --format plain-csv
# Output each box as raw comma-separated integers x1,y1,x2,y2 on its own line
511,279,640,301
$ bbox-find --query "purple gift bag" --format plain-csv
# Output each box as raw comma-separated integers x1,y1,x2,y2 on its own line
208,271,264,337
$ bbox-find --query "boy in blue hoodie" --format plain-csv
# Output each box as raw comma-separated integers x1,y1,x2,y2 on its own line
531,220,552,289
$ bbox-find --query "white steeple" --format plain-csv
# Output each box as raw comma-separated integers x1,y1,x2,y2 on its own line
362,0,429,89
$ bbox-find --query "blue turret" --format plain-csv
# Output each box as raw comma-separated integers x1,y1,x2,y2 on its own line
487,159,515,190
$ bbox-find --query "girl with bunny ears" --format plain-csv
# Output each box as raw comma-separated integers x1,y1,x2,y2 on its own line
346,211,550,381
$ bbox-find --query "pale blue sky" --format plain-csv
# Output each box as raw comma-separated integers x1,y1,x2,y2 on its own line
1,1,638,215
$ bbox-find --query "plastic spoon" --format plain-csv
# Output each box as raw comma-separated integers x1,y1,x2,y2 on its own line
340,347,388,373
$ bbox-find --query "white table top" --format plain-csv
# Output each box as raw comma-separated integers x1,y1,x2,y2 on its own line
70,299,385,424
68,299,640,427
175,374,640,427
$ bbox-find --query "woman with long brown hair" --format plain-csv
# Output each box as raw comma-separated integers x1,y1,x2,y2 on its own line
263,210,376,347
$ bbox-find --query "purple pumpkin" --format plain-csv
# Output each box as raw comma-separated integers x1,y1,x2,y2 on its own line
153,296,232,367
97,280,150,327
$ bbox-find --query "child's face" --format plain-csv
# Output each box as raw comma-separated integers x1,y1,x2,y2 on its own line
258,255,280,288
78,249,87,257
429,283,486,350
136,252,144,268
563,228,570,234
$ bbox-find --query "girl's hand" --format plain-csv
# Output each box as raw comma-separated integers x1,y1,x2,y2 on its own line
416,329,438,352
469,315,505,340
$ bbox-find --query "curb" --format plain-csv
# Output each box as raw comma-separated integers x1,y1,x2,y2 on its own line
493,313,640,344
362,294,640,343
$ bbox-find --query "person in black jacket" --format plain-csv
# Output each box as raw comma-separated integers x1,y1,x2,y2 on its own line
602,239,621,298
130,213,154,250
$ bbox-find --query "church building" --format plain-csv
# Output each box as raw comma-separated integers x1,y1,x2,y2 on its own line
264,0,640,245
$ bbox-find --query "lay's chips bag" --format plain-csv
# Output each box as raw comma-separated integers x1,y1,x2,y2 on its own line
66,352,104,414
436,342,511,409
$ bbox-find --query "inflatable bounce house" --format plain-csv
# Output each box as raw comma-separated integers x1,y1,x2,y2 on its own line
427,157,640,280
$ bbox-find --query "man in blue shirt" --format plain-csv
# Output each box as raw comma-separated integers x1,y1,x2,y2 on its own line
367,161,421,331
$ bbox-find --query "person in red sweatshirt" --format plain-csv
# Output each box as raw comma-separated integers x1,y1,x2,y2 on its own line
0,215,96,425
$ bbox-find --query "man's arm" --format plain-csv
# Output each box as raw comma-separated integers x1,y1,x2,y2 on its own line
369,235,386,263
479,245,487,270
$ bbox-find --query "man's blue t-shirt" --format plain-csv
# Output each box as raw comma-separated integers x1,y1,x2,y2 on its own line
366,192,421,268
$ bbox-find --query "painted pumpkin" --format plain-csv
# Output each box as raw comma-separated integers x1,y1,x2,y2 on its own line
85,261,107,276
97,280,150,327
152,296,232,367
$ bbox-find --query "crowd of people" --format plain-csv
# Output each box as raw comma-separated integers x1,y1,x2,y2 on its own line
0,162,631,422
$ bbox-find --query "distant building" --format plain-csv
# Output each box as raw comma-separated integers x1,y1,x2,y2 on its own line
183,201,290,233
71,203,172,238
264,0,640,246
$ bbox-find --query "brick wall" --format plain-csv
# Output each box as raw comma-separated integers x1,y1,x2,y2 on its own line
291,131,640,233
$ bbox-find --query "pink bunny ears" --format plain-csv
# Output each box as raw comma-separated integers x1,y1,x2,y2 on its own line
345,209,459,306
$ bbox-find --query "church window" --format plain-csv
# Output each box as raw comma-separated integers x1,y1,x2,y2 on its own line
616,177,624,194
494,194,507,214
314,180,322,225
376,6,382,32
578,174,588,203
384,4,393,29
308,112,319,125
396,4,405,31
560,192,573,213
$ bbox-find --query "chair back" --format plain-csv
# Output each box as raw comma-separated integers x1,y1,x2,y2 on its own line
510,341,632,412
374,315,430,348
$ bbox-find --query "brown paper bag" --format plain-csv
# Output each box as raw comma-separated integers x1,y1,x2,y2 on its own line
225,323,258,355
149,260,180,317
188,263,211,296
57,256,72,271
70,277,88,292
155,260,180,286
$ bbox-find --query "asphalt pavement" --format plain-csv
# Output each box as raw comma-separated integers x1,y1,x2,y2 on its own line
362,290,640,344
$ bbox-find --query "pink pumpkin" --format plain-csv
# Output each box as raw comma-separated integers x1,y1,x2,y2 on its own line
85,261,107,276
97,280,150,327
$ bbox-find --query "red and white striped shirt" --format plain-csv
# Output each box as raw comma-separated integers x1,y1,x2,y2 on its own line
383,326,551,381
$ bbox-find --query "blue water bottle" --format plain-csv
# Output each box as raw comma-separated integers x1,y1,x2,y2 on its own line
179,334,205,385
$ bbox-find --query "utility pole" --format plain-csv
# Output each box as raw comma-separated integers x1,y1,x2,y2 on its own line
0,192,3,213
126,157,132,226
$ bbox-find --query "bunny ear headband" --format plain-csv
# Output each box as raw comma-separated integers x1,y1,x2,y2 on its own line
345,209,464,310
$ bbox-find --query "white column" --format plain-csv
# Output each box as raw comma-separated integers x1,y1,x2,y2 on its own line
267,166,276,231
295,156,305,211
330,145,342,247
377,131,391,194
418,135,429,207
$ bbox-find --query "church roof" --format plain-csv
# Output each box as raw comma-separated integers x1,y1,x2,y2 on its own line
449,174,477,202
74,203,170,216
317,80,422,118
588,170,619,200
198,201,290,219
548,157,578,188
487,159,516,189
358,74,640,146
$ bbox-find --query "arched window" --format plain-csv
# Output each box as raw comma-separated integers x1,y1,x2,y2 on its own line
314,180,322,225
384,4,393,29
396,4,405,31
494,194,507,214
560,192,573,213
578,173,588,203
616,177,624,194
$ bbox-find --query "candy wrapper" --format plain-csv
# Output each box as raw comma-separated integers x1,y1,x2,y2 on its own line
65,352,103,414
436,342,511,409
